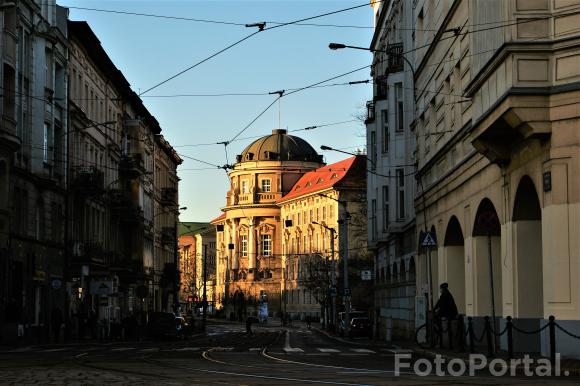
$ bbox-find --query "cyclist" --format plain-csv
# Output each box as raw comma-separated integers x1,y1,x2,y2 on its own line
434,282,458,321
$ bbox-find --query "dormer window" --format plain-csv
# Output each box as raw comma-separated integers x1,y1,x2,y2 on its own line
305,181,311,187
295,185,301,190
317,178,324,184
330,173,338,179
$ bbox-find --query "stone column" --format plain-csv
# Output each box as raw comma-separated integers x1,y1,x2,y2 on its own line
231,220,238,269
248,217,256,270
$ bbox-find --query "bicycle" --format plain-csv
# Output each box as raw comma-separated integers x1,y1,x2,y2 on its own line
415,317,443,349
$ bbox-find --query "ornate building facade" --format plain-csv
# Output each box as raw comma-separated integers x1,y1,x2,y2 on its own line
212,129,324,318
278,156,370,322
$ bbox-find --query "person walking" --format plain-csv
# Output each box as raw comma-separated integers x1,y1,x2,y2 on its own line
246,316,254,335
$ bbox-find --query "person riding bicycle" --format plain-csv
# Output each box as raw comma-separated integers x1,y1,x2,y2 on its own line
434,282,458,321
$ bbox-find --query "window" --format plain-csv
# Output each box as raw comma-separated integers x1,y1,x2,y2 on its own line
261,179,271,192
241,235,248,256
43,123,49,163
323,206,327,221
261,234,271,256
241,180,249,194
371,199,377,241
381,110,389,153
397,169,405,219
382,185,389,231
370,131,377,169
395,83,404,132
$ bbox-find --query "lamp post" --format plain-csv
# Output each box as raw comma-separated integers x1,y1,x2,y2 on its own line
328,42,416,102
312,221,336,329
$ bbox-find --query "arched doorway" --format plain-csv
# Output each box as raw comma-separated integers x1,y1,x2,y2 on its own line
472,198,502,317
429,225,439,307
512,176,543,318
443,216,466,314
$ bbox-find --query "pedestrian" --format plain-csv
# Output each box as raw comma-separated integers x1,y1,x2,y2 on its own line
434,282,458,321
306,315,311,330
246,316,253,335
50,307,63,342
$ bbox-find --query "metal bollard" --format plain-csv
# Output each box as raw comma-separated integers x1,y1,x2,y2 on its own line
485,316,494,357
457,315,465,352
549,315,556,367
506,316,513,360
468,316,475,353
448,318,453,350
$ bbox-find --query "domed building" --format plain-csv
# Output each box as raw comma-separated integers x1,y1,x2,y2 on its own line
212,129,324,317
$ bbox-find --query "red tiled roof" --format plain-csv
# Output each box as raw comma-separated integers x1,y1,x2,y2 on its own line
277,156,364,204
210,212,226,224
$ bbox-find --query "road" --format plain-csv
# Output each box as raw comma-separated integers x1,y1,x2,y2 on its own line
0,321,577,385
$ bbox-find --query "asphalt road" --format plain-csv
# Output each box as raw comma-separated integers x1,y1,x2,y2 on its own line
0,322,578,385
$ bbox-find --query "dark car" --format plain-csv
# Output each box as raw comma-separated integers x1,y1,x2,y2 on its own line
347,317,372,339
147,312,188,340
338,311,367,337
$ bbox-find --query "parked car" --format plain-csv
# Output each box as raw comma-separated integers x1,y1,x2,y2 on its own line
147,312,189,340
338,311,367,337
347,317,372,339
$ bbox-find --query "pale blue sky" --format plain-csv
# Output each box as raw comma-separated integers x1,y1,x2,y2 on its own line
61,0,373,221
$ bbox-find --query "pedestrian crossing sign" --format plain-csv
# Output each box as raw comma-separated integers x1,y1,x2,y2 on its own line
420,231,437,247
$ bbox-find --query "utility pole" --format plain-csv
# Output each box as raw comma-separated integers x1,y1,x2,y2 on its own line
340,213,350,329
202,244,208,331
329,228,336,329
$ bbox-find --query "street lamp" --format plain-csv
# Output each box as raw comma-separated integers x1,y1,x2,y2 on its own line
312,221,337,329
328,42,416,102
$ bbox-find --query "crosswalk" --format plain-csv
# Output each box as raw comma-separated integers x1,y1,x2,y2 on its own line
280,347,389,355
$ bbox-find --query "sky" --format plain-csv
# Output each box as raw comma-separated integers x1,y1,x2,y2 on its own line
60,0,374,221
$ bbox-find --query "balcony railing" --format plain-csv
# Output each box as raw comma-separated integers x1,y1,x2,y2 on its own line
237,193,253,204
71,166,104,192
160,187,177,205
119,153,145,176
161,226,176,245
387,42,404,73
3,30,17,64
257,192,282,202
365,101,375,124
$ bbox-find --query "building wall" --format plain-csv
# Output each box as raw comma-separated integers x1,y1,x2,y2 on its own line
366,0,417,340
1,0,68,343
412,0,580,357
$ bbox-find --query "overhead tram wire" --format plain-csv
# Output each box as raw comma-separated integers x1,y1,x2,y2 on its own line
138,1,385,96
58,4,562,31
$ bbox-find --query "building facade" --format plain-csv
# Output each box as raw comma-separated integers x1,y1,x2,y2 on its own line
1,0,68,343
412,0,580,357
177,222,216,314
0,4,181,343
278,156,370,322
366,0,417,341
152,134,182,313
212,129,324,319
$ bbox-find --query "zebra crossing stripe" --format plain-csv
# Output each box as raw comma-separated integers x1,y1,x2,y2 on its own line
351,348,375,353
317,348,340,353
111,347,135,351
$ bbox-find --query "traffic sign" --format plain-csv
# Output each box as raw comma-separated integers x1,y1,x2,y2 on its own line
420,231,437,247
330,286,337,296
361,270,372,281
344,288,351,296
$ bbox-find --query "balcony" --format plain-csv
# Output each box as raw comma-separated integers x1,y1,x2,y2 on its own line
237,193,253,204
387,42,404,73
256,192,282,202
2,30,17,65
108,189,143,223
160,187,177,206
365,101,375,124
161,226,176,245
0,114,19,150
119,153,145,177
70,166,104,193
